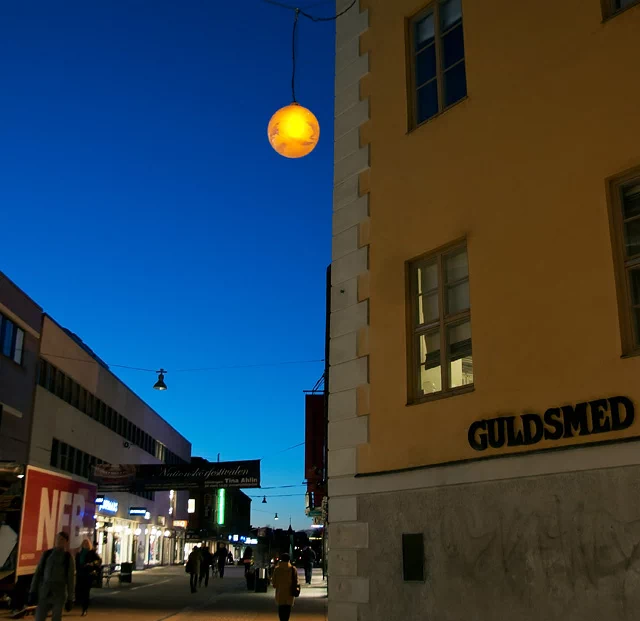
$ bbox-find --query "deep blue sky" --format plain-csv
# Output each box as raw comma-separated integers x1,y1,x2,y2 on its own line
0,0,334,530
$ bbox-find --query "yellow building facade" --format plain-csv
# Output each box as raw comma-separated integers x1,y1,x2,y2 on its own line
328,1,640,619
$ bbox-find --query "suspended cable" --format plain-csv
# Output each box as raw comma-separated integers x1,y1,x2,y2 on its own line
260,441,305,460
38,352,323,375
262,0,357,21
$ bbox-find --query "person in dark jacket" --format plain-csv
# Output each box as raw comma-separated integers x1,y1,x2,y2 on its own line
75,539,101,616
29,532,75,621
215,546,227,578
186,546,202,593
199,547,212,588
301,546,316,584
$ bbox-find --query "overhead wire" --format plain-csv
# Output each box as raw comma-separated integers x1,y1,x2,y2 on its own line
38,352,324,375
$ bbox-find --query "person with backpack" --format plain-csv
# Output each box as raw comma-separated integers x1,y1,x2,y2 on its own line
29,531,75,621
271,553,300,621
75,538,101,616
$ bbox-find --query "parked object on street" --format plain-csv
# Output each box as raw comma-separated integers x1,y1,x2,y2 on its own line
75,539,101,616
28,532,75,621
271,553,300,621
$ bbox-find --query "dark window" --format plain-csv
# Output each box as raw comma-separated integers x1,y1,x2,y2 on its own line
402,534,425,581
98,401,105,425
408,242,473,401
78,388,86,413
51,439,60,468
610,172,640,355
63,376,72,403
67,447,75,475
70,381,79,409
59,442,68,471
1,319,14,358
604,0,640,17
55,372,65,399
409,0,466,128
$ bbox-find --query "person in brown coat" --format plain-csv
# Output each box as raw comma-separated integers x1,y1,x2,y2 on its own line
271,553,300,621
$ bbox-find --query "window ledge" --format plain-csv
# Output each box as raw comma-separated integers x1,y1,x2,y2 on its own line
407,384,474,406
621,350,640,359
602,1,640,23
407,96,469,135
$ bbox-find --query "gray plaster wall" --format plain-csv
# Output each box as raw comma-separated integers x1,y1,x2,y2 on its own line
358,464,640,621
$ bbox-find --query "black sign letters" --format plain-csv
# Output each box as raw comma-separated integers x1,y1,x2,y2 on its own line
468,396,634,452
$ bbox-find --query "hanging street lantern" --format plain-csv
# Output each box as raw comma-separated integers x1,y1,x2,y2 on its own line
154,369,168,391
268,103,320,159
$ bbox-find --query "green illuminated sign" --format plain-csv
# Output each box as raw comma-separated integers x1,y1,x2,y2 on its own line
216,488,226,526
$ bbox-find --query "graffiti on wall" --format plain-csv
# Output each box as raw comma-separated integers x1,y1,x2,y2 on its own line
440,496,640,602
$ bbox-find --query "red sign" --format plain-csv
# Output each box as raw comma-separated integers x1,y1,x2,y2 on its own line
305,394,326,483
17,466,96,576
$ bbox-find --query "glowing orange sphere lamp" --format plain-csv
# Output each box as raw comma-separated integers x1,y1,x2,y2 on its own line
268,102,320,159
267,9,320,159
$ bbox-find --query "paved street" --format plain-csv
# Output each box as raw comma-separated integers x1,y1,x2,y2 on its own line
61,565,326,621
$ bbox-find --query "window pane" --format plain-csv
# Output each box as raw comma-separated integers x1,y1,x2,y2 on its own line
624,218,640,258
2,320,14,357
416,45,436,87
634,308,640,347
13,329,24,364
415,11,435,50
444,61,467,107
448,321,473,388
622,184,640,220
59,443,68,471
616,0,637,8
416,261,438,294
440,0,462,31
417,80,439,124
67,447,75,474
418,331,442,394
51,439,59,468
442,24,464,69
444,248,468,282
447,281,470,314
418,293,439,325
631,268,640,304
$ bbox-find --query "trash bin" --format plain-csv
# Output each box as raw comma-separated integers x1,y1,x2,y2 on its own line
255,568,269,593
120,562,133,584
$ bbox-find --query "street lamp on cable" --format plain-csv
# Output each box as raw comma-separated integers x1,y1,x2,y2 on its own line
274,513,279,520
154,369,168,391
262,496,267,504
267,9,319,159
265,1,356,159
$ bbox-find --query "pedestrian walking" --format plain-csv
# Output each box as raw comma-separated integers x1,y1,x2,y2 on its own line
271,553,300,621
242,546,253,577
75,538,101,616
186,546,202,593
28,532,75,621
199,547,212,588
301,546,316,585
215,546,227,578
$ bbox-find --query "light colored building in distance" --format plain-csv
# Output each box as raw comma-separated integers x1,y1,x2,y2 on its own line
31,314,191,568
327,0,640,619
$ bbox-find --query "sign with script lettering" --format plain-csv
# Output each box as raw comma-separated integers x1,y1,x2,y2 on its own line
91,460,260,492
468,396,634,452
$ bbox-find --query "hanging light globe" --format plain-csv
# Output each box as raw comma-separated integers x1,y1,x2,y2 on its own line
268,102,320,159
